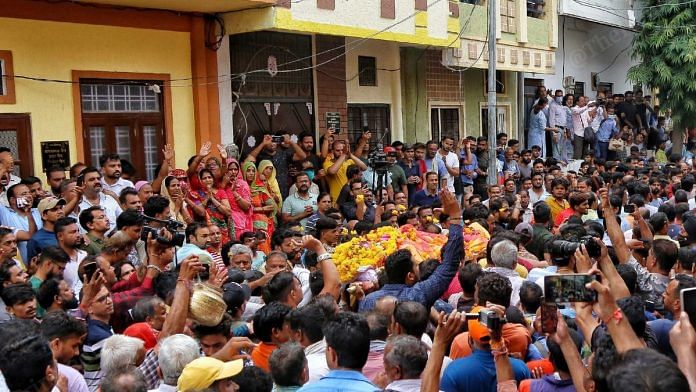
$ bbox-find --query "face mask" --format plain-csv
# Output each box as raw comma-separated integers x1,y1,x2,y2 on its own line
306,170,315,182
555,97,562,104
609,114,617,120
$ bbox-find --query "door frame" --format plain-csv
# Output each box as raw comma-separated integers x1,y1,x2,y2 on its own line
71,70,174,164
0,113,34,177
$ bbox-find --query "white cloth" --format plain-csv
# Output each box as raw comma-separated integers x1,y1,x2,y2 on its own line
64,249,88,294
438,151,459,193
58,363,89,392
148,384,177,392
101,178,134,196
293,264,312,307
529,189,550,205
384,379,422,392
305,339,330,383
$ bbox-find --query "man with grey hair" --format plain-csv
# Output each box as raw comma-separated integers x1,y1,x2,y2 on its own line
269,342,308,391
151,334,200,392
229,244,253,271
100,334,146,378
101,368,148,392
382,335,428,392
488,239,523,306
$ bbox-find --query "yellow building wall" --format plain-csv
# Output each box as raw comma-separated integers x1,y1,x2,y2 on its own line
0,17,196,175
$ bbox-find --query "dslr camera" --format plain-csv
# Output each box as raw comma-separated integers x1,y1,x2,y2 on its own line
140,215,186,247
549,235,601,259
479,309,506,330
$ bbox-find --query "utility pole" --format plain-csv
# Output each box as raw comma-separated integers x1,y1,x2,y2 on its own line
486,0,498,185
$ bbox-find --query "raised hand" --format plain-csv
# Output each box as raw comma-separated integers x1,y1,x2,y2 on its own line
207,261,228,288
434,310,465,345
440,189,462,220
163,144,175,162
199,141,212,157
179,255,203,282
217,144,228,160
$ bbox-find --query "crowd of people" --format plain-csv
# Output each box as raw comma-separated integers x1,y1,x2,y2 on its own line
0,111,695,392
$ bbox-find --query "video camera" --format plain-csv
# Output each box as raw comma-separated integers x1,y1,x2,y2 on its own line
549,235,601,260
478,309,506,330
368,149,390,172
140,215,186,247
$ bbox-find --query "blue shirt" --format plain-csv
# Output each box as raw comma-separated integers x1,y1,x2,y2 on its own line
412,189,440,208
359,224,463,312
596,117,619,142
26,228,57,261
440,349,531,392
297,370,380,392
423,156,447,179
0,205,42,263
459,152,478,186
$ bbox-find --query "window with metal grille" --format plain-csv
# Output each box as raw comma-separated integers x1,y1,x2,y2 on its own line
431,107,461,142
358,56,377,87
80,79,165,181
527,0,544,18
501,0,516,33
348,105,391,152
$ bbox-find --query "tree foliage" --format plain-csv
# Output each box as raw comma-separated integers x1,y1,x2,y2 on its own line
628,0,696,142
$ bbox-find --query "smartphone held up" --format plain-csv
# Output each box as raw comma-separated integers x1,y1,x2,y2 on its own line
544,274,599,304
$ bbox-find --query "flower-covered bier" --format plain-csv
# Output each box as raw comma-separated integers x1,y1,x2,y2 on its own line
332,225,448,283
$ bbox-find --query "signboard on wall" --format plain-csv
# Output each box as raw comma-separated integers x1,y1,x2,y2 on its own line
40,141,70,172
326,112,340,131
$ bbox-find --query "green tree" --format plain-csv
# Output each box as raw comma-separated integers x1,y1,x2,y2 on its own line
628,1,696,152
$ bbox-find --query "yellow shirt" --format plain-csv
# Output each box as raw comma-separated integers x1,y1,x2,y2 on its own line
546,197,570,223
323,155,354,202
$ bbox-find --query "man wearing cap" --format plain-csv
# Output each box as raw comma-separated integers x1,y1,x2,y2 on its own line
384,146,408,203
27,196,66,260
442,305,531,390
178,357,244,392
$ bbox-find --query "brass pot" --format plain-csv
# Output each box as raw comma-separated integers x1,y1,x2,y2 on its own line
189,282,226,326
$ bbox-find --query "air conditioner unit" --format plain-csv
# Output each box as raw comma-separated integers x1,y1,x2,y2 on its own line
563,76,575,88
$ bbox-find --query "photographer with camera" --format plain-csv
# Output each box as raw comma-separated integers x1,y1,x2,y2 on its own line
442,285,531,392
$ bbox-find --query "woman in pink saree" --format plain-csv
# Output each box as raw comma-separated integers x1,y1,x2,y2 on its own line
224,159,253,240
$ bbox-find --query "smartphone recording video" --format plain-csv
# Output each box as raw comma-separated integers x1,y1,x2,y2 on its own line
541,302,558,334
544,274,598,303
681,287,696,327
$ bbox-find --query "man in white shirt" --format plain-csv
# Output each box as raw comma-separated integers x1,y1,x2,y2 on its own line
437,137,460,194
529,173,550,205
77,167,122,234
99,153,134,196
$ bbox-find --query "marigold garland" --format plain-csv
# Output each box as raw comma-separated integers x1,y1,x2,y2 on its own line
332,225,447,283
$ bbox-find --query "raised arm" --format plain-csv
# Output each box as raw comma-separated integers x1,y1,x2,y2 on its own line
152,144,174,194
554,315,590,392
354,130,371,158
188,142,211,176
245,135,271,163
412,190,462,307
284,134,307,161
303,235,340,300
422,311,465,392
158,255,202,341
599,188,631,264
